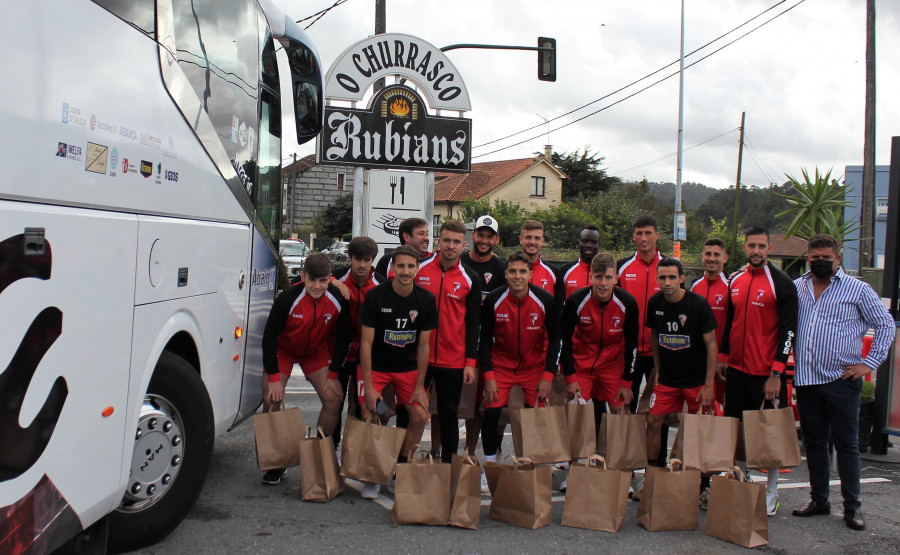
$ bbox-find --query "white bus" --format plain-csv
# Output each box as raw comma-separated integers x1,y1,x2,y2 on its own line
0,0,322,551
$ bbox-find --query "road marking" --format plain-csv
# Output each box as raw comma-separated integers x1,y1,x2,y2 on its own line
343,478,395,511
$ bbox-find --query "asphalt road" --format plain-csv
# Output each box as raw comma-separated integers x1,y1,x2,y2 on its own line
129,377,900,555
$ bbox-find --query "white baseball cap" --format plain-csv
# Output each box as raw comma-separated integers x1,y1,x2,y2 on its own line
475,215,499,234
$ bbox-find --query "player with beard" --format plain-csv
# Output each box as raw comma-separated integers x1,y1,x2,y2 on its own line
689,238,729,415
718,225,798,516
374,217,432,278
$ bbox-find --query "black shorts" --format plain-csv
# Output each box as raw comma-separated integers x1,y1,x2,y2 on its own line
723,366,787,420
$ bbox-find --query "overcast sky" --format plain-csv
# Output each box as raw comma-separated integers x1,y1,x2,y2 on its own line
281,0,900,189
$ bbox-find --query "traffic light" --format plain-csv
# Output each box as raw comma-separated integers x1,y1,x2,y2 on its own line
538,37,556,82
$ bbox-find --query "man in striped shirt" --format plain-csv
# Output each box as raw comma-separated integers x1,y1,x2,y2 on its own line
791,234,895,531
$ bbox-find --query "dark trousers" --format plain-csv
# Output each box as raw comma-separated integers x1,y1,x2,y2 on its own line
796,378,862,511
332,361,360,448
723,367,787,420
424,365,464,463
482,407,504,456
629,356,667,466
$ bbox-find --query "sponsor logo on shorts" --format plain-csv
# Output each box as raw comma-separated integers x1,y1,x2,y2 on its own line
649,392,657,408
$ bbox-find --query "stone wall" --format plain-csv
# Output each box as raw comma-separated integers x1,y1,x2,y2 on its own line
283,163,356,232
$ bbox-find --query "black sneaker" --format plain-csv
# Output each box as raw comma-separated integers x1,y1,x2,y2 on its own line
262,468,286,485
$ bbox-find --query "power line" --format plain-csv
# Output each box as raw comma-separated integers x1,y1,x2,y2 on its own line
608,131,738,178
472,0,802,154
472,0,806,160
298,0,351,30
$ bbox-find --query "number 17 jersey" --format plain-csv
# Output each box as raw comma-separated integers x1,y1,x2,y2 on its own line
359,281,439,373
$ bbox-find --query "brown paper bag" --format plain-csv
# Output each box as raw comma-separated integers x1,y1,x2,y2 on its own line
566,395,597,460
637,459,701,531
669,411,739,472
598,408,648,471
509,404,570,464
488,457,553,529
340,416,405,485
705,467,769,548
743,403,801,470
299,427,344,502
253,404,304,471
430,380,478,420
449,451,483,530
391,446,452,526
562,455,631,532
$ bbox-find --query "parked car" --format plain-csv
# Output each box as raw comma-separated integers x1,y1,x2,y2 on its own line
322,241,350,262
279,239,311,279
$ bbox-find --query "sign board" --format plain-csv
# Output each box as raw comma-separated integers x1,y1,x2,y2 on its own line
878,197,889,220
367,169,427,258
324,33,471,111
675,212,686,241
320,85,471,173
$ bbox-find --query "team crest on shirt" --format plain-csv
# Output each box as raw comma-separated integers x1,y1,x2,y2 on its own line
530,312,539,325
715,293,724,305
453,281,462,292
613,316,621,327
324,313,332,325
756,289,765,301
679,314,687,326
484,272,493,283
409,309,419,322
541,278,549,288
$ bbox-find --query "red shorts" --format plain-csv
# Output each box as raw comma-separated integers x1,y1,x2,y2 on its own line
277,348,330,378
357,368,419,407
648,383,703,415
485,368,548,409
574,371,625,410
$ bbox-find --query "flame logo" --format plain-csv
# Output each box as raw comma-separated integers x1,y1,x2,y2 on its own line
389,97,410,117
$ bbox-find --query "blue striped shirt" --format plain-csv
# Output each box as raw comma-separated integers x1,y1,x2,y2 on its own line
793,268,895,386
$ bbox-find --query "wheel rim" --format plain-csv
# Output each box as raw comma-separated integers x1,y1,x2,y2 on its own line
118,394,186,513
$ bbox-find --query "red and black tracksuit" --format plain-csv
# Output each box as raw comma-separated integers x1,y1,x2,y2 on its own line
560,286,638,408
414,255,481,462
720,262,798,419
690,272,730,405
479,284,560,456
262,282,350,381
617,250,662,413
529,257,558,297
556,258,592,301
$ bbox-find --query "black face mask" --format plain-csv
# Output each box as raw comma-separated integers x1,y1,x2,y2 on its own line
810,259,835,279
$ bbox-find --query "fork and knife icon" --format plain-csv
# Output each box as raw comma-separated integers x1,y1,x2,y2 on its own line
389,175,406,205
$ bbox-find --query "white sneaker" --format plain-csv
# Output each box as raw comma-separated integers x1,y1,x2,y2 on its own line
766,490,780,516
480,471,490,494
555,461,570,470
335,448,342,468
631,475,644,502
387,476,396,494
559,472,569,493
361,483,380,499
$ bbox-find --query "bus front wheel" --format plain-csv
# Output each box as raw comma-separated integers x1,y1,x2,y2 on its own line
108,351,214,551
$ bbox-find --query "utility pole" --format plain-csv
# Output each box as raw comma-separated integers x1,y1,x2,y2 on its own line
374,0,386,92
673,0,685,258
288,153,297,238
732,112,746,259
861,0,876,268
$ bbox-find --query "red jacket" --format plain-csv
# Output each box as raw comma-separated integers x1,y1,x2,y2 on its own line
262,283,350,381
690,272,729,346
616,250,662,356
719,262,798,376
557,259,592,301
479,284,561,381
333,267,385,369
529,257,558,297
414,256,481,368
560,286,638,388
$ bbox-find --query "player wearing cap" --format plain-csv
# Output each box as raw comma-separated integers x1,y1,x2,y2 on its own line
260,253,351,485
479,251,561,468
357,245,438,499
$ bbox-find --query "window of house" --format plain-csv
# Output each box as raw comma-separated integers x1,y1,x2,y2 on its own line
337,173,345,191
530,176,546,197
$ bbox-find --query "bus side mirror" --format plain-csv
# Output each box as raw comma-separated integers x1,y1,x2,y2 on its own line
284,39,323,145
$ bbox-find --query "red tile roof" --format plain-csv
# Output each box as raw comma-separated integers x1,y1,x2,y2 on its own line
769,233,808,257
434,157,556,202
283,154,317,176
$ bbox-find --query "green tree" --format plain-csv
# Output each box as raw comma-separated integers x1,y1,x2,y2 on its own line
552,148,622,202
312,192,354,240
776,167,858,242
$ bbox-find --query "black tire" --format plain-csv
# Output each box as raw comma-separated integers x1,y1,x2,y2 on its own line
108,351,214,552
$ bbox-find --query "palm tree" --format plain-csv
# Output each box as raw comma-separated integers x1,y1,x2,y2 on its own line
776,167,859,243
